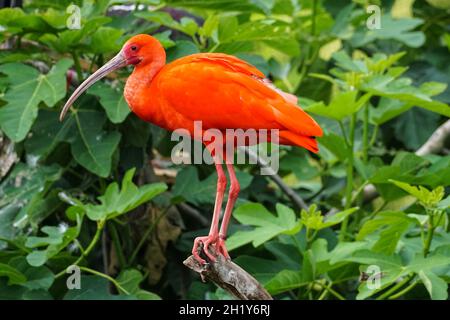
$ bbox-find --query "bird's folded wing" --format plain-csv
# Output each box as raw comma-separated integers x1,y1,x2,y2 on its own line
154,53,322,137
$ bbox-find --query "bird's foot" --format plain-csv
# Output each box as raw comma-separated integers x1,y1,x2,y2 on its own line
192,235,218,265
215,237,230,260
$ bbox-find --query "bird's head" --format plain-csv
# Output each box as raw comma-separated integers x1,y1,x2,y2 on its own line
59,34,165,121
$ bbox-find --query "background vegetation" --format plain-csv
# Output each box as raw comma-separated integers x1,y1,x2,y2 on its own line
0,0,449,300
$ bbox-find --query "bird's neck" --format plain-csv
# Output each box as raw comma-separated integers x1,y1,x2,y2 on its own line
124,58,165,117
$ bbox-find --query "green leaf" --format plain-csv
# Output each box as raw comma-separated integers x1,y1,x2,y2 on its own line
117,269,161,300
22,110,57,155
25,108,121,177
166,0,272,14
357,211,414,254
0,59,73,142
345,250,450,299
0,163,62,242
362,77,450,118
306,91,371,120
300,205,358,231
226,203,301,251
370,98,411,125
332,51,368,73
418,270,448,300
25,214,83,267
395,108,440,150
0,8,25,26
70,110,121,177
390,180,445,207
39,17,111,52
352,15,425,48
153,31,176,49
265,270,307,295
318,133,350,161
166,40,200,62
8,257,54,290
89,27,123,54
63,275,134,300
438,195,450,209
68,168,167,221
0,263,27,285
234,254,291,284
87,83,130,124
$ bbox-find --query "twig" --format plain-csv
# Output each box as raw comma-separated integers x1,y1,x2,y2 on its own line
183,246,273,300
364,119,450,201
178,203,209,227
243,147,309,211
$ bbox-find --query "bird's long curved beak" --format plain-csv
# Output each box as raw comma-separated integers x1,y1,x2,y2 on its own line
59,51,127,121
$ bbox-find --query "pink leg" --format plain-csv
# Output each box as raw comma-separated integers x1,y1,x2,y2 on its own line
192,160,227,264
216,163,240,260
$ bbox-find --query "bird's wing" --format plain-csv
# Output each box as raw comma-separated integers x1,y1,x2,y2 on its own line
153,53,322,138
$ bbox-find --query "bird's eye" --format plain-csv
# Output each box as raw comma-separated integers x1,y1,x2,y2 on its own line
130,45,138,51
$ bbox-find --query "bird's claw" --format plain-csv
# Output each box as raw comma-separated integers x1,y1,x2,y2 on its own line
192,235,218,265
216,237,230,260
192,235,231,265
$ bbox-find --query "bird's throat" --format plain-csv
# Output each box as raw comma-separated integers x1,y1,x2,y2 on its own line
124,61,164,119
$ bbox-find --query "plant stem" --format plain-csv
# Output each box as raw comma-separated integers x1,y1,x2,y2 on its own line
388,280,418,300
376,274,414,300
314,281,345,300
108,222,126,269
311,0,318,37
369,125,378,148
55,219,105,279
318,287,329,300
423,209,445,257
338,120,350,148
72,51,83,83
79,266,130,295
362,104,369,163
208,43,220,53
290,235,303,257
305,227,311,248
339,114,356,241
296,0,319,88
423,224,435,257
0,237,30,253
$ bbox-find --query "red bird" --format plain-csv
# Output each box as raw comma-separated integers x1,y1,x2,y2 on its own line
60,34,322,264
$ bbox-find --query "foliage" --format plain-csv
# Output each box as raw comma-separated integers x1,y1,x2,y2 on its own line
0,0,449,300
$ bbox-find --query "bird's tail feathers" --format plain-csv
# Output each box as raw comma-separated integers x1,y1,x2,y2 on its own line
278,131,319,153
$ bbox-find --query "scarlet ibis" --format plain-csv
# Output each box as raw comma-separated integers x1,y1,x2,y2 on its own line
60,34,322,264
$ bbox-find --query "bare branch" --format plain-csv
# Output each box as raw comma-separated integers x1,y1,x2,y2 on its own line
364,119,450,201
0,131,18,180
243,147,309,211
416,119,450,156
184,247,273,300
177,203,209,227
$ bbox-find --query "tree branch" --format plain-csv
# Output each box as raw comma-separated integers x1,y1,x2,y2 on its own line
364,119,450,201
243,147,309,211
183,246,272,300
177,203,209,227
0,131,18,180
416,119,450,156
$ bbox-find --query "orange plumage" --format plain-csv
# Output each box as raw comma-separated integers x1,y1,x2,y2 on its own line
122,35,322,152
61,34,323,264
